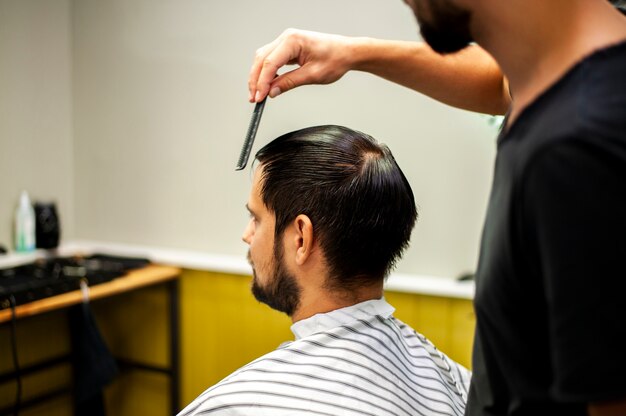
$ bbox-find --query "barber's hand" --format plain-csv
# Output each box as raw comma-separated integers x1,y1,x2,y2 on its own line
248,29,354,102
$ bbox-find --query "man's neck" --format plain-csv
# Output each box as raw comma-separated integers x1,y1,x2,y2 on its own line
470,0,626,127
290,283,384,323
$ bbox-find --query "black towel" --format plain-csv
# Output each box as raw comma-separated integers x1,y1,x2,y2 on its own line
68,302,118,416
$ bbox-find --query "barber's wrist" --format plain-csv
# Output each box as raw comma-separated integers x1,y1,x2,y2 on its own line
350,37,383,73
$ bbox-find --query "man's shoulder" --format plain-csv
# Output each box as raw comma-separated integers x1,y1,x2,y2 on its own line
498,41,626,182
508,40,626,144
175,347,304,416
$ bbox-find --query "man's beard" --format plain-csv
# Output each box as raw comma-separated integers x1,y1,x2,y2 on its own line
248,242,301,317
413,0,474,54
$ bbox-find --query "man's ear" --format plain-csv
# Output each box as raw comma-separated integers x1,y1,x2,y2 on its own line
293,214,314,266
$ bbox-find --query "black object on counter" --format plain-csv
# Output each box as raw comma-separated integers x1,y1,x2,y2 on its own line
457,273,475,281
35,202,61,249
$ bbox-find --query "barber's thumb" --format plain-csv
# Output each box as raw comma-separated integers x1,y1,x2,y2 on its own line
269,73,301,98
269,85,282,98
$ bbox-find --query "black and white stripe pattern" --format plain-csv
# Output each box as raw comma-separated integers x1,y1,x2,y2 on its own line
178,299,471,416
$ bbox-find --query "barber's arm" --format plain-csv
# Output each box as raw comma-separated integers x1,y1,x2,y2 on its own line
248,28,510,115
589,400,626,416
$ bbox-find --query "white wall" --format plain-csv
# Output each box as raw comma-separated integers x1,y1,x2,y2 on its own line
1,0,497,279
0,0,74,250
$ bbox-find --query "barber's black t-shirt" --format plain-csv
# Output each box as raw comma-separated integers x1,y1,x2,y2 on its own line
467,41,626,415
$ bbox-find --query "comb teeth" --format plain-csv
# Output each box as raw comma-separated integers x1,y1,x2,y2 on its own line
236,99,267,170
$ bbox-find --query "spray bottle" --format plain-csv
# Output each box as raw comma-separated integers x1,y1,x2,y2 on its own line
14,190,36,252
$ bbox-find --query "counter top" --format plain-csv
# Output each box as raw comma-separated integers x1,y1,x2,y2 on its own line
0,264,180,323
0,240,474,300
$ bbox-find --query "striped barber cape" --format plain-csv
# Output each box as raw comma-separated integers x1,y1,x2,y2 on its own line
178,298,471,416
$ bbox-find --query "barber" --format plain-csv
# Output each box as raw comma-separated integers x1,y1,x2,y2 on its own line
247,1,626,416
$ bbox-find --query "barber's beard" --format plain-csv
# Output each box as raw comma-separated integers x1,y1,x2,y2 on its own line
248,244,301,317
414,0,473,54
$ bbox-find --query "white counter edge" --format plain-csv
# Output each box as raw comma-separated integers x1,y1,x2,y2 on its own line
0,240,474,300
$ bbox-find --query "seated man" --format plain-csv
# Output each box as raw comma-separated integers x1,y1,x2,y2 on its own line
178,125,471,416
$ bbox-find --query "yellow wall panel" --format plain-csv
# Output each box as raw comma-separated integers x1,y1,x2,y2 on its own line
180,270,292,407
94,285,169,367
105,371,169,415
449,299,475,369
0,310,72,415
93,285,171,416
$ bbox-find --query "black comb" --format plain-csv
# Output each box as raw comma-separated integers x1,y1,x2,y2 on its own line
236,98,267,170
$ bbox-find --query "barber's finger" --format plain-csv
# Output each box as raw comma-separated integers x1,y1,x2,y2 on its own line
248,39,281,102
253,46,299,101
254,61,280,102
253,29,309,102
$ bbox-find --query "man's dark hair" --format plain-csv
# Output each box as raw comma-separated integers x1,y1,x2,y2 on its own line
255,125,418,289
